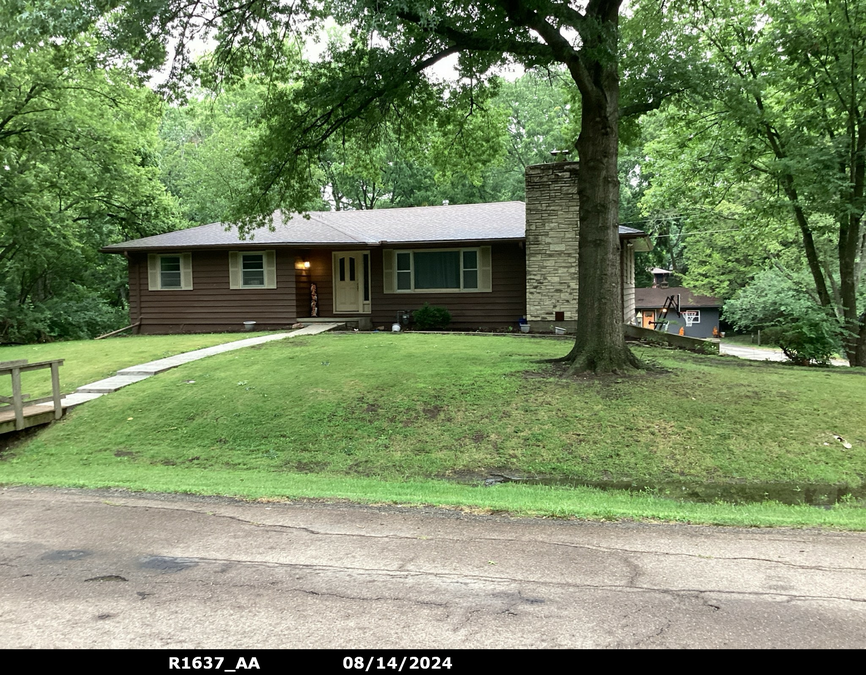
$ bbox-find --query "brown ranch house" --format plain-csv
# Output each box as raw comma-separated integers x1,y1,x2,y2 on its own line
103,162,652,334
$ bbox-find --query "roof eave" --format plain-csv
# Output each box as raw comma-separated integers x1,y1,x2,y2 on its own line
103,237,524,252
101,241,373,253
378,237,524,245
635,304,722,309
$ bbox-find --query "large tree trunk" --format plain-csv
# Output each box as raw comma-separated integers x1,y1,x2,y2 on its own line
561,4,642,375
841,122,866,367
840,216,862,366
855,316,866,368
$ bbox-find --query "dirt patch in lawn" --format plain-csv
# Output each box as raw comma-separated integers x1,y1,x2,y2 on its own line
423,405,443,420
522,361,672,382
440,468,866,506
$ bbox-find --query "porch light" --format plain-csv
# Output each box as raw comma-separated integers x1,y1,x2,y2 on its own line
303,261,311,269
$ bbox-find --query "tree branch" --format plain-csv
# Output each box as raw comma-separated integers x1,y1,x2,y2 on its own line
494,0,595,96
620,90,684,118
255,44,464,207
393,7,551,61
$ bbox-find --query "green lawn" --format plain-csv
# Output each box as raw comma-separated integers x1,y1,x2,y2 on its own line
0,332,271,399
2,333,865,528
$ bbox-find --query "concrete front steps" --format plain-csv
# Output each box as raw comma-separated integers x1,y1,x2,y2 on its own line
297,316,372,330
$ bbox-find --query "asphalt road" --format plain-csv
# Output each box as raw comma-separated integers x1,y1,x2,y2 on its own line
2,486,865,650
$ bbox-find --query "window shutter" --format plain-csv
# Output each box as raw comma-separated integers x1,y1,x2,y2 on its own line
181,253,193,290
479,246,492,292
229,252,240,289
382,249,395,293
264,250,277,289
147,254,159,290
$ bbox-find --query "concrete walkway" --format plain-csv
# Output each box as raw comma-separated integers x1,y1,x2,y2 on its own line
61,324,342,409
720,341,850,367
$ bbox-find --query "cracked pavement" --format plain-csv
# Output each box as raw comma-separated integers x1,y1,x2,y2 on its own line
1,486,864,648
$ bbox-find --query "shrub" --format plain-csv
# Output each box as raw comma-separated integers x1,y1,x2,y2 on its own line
723,269,816,331
413,303,452,330
724,268,844,366
762,316,842,366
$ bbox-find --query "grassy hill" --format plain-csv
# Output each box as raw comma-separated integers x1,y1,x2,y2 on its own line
2,333,864,528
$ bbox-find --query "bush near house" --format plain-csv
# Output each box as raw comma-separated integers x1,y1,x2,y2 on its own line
413,304,452,330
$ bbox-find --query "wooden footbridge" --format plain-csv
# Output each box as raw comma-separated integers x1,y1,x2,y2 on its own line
0,359,65,435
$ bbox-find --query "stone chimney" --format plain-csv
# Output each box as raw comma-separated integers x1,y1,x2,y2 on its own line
524,161,580,325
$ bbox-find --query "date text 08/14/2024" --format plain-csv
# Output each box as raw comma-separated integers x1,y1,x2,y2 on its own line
344,657,453,671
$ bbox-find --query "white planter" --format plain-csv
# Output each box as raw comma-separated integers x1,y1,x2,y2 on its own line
243,321,257,331
519,325,530,333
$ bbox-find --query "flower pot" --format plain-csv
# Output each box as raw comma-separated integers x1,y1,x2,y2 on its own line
243,321,257,331
554,326,566,335
520,324,530,333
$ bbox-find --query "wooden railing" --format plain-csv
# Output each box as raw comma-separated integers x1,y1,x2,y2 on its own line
0,359,64,431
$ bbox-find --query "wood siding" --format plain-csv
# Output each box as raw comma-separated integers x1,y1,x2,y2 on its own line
129,250,297,334
621,242,636,322
294,242,527,329
127,243,526,334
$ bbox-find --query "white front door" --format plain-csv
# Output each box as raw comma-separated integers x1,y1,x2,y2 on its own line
333,251,369,313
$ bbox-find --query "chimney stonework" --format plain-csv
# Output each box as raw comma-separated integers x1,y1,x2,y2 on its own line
524,161,580,324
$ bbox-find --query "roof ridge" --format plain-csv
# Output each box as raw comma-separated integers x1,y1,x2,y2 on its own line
308,200,526,214
300,211,370,243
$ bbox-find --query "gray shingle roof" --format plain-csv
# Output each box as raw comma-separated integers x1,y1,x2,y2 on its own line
103,201,645,251
634,287,722,309
617,225,648,238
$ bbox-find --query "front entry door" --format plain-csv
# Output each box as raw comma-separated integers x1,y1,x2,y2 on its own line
333,251,369,313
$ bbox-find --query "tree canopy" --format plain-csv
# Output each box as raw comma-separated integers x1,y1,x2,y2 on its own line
0,10,179,342
636,0,866,365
